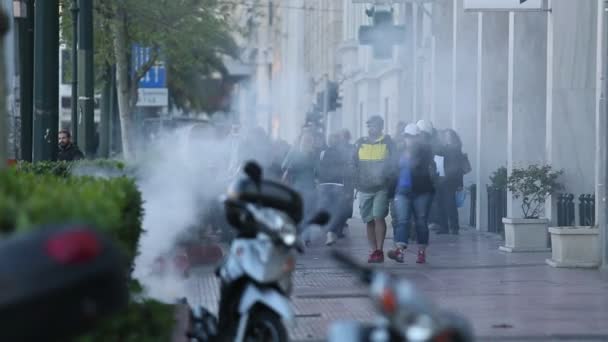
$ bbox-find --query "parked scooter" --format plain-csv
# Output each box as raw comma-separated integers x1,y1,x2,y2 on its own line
214,161,328,342
328,250,474,342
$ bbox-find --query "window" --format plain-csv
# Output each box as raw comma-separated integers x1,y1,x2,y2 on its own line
61,97,71,109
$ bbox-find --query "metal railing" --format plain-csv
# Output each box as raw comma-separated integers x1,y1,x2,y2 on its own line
578,194,595,226
487,187,507,234
557,194,575,226
469,184,476,227
556,193,595,227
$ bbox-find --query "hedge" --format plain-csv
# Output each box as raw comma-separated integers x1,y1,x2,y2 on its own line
0,163,176,341
14,159,134,178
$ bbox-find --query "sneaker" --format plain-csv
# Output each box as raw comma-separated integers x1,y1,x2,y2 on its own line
368,250,384,263
416,250,426,264
325,232,337,246
387,248,405,263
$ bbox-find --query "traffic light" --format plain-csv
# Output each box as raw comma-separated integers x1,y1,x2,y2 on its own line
358,5,406,59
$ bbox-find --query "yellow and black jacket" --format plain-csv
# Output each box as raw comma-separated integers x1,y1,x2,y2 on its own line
353,135,398,193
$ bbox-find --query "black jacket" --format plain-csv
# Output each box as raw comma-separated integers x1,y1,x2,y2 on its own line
58,144,85,161
406,135,435,195
317,146,350,184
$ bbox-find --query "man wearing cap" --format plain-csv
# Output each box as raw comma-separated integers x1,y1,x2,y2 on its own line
353,115,398,263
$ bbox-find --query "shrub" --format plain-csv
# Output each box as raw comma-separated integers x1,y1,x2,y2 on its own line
0,170,142,266
507,164,564,219
0,166,176,341
489,166,508,191
14,159,133,178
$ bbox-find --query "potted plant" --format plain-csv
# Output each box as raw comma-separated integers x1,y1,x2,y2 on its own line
500,164,563,252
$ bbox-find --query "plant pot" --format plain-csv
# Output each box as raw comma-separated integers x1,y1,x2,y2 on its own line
546,227,600,268
499,218,551,252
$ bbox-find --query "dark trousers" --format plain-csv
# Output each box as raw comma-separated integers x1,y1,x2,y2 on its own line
317,183,348,235
437,182,460,233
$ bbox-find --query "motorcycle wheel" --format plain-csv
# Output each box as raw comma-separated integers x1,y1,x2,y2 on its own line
244,308,288,342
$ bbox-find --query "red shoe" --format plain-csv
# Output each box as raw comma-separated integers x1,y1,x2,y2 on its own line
368,250,384,263
416,250,426,264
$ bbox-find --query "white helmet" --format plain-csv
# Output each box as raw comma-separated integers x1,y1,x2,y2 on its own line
403,123,420,136
416,120,434,134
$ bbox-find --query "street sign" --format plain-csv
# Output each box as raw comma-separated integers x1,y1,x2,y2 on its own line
132,44,166,89
132,44,168,107
137,88,168,107
464,0,548,11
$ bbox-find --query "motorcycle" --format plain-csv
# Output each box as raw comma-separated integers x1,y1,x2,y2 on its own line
214,161,329,342
0,223,128,341
328,250,474,342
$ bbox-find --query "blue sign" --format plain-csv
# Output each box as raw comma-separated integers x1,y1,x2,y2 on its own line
132,44,167,89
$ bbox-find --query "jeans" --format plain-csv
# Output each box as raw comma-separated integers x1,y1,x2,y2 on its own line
393,192,433,246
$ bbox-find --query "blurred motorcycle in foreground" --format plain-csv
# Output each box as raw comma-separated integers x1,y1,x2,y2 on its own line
328,249,474,342
0,224,128,341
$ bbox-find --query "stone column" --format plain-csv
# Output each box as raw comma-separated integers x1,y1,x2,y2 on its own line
506,11,547,218
431,0,453,128
453,1,479,226
547,0,597,225
475,12,509,231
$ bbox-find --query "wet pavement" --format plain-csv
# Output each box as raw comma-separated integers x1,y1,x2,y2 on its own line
185,220,608,341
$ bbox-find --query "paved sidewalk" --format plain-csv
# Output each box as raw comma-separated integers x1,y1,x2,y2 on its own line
185,220,608,341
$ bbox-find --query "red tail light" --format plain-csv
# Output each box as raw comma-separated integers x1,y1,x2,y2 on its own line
45,230,102,264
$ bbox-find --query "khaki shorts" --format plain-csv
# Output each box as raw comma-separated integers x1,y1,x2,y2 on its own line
358,189,389,223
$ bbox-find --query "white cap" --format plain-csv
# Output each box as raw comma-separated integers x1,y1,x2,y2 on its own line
403,123,420,136
416,120,434,134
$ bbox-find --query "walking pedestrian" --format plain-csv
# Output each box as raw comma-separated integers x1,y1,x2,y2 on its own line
417,120,443,231
388,123,435,264
317,133,351,246
353,115,398,263
436,129,470,234
282,130,319,223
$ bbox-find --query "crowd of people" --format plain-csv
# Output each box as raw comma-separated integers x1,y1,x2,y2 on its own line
275,115,471,264
212,114,471,264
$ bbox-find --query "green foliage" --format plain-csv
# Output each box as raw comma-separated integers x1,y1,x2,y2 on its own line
77,287,175,342
0,164,177,340
15,159,131,178
59,0,239,111
0,170,142,266
489,166,508,190
507,164,564,219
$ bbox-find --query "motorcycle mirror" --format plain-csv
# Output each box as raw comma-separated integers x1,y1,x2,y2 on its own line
308,211,330,226
243,161,263,186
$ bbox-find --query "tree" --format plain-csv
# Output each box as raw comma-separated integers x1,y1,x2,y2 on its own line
61,0,239,159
